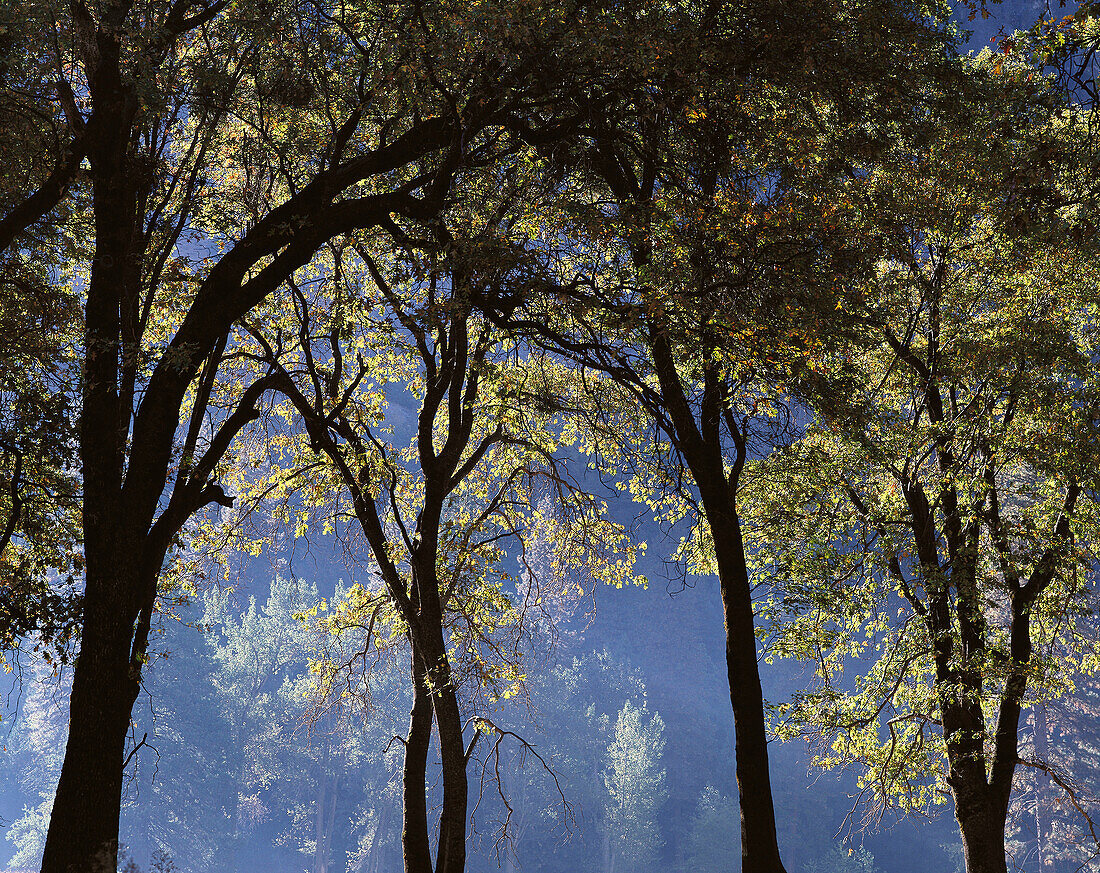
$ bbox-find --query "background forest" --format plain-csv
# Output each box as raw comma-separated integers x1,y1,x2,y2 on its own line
2,0,1100,872
0,571,971,873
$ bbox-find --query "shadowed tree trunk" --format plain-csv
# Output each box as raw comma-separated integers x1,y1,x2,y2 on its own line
403,653,434,873
42,569,145,873
708,504,786,873
679,442,785,871
872,276,1084,873
644,326,789,873
30,44,475,872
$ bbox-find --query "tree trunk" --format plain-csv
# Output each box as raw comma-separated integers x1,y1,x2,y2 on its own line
710,507,788,873
316,745,328,873
403,650,435,873
646,330,787,873
323,770,339,873
40,571,142,873
315,737,339,873
428,646,468,873
955,790,1009,873
936,654,1011,873
40,31,147,869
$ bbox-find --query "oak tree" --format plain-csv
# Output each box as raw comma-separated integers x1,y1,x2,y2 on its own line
0,0,663,868
746,53,1100,873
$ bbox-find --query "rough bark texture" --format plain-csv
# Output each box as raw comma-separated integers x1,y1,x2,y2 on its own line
956,794,1010,873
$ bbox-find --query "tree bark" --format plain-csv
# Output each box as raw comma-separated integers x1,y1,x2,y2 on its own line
41,35,146,863
644,331,788,873
429,649,469,873
710,505,788,873
31,6,469,868
413,543,468,873
40,568,143,873
955,790,1010,873
403,652,435,873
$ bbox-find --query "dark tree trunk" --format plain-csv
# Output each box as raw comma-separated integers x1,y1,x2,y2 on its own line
935,641,1013,873
403,652,435,873
40,569,143,873
413,542,468,873
428,648,468,873
42,44,146,864
645,331,788,873
710,506,788,873
955,790,1009,873
30,5,466,868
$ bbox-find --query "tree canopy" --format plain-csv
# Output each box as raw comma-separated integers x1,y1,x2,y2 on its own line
2,2,1099,873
